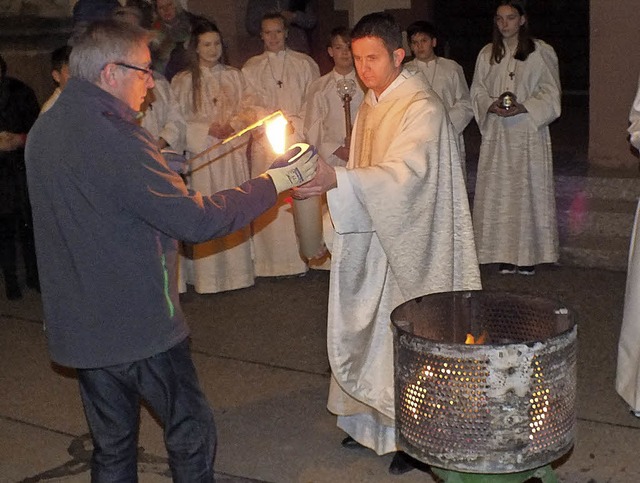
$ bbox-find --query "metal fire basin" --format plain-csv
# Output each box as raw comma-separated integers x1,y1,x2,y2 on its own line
391,291,577,474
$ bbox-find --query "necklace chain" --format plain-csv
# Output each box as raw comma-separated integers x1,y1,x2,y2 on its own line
205,64,223,107
267,50,287,88
426,57,438,88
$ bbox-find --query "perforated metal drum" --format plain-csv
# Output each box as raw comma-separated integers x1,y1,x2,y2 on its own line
391,291,577,474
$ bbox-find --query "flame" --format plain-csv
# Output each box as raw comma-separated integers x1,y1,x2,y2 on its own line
465,331,488,345
265,114,288,155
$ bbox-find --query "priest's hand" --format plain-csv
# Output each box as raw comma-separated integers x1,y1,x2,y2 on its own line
293,156,337,198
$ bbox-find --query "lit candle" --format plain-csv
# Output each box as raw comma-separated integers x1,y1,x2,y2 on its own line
265,114,323,260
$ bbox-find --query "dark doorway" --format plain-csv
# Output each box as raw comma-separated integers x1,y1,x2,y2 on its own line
434,1,590,176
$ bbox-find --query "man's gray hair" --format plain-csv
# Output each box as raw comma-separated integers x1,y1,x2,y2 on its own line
69,20,151,83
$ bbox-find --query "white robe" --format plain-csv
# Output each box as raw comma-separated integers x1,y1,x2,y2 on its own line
326,70,482,455
168,64,260,293
140,73,179,146
470,40,561,266
303,68,364,167
242,48,320,276
616,78,640,411
404,57,473,177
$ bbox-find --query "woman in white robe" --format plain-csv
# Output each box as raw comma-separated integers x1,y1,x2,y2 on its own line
616,76,640,415
169,20,260,293
470,0,561,276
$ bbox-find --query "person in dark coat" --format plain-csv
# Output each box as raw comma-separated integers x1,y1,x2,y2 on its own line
0,54,40,300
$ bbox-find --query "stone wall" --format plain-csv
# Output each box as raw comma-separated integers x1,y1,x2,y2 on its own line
590,0,640,171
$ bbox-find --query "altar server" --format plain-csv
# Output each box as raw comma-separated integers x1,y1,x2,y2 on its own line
242,12,319,277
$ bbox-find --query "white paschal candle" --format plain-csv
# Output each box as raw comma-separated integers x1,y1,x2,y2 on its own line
266,115,323,260
292,190,323,260
281,143,323,260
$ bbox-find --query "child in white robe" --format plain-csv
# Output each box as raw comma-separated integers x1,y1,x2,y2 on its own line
404,20,473,179
168,19,261,293
242,13,319,277
470,0,561,276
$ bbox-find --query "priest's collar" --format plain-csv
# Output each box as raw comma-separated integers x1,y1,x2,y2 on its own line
373,68,412,104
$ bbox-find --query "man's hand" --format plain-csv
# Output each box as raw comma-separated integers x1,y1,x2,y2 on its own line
0,131,25,152
266,143,319,194
293,155,337,198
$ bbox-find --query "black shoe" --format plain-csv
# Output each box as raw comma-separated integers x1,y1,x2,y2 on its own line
388,451,422,475
517,265,535,276
498,263,517,275
341,435,364,449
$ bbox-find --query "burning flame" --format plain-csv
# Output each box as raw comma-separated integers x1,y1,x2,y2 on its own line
265,114,288,155
465,331,488,345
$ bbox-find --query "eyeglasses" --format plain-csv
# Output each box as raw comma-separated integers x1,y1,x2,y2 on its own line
113,62,153,79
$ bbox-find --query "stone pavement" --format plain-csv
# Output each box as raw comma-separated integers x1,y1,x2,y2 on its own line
1,264,640,483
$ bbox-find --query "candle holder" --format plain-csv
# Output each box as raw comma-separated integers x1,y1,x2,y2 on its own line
336,78,357,147
498,91,516,110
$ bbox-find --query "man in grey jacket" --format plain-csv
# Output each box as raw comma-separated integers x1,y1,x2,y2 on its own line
26,19,317,481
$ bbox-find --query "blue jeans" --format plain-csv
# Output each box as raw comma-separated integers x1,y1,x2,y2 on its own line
77,338,216,482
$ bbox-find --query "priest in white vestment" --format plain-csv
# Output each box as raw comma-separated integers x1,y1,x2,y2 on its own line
296,12,481,474
404,20,473,178
166,21,261,293
242,13,319,277
470,2,560,275
616,75,640,415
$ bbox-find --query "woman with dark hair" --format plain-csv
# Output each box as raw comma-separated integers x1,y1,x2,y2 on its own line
168,20,262,294
470,0,561,276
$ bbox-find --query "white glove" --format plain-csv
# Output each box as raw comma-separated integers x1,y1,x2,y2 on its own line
265,143,318,194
